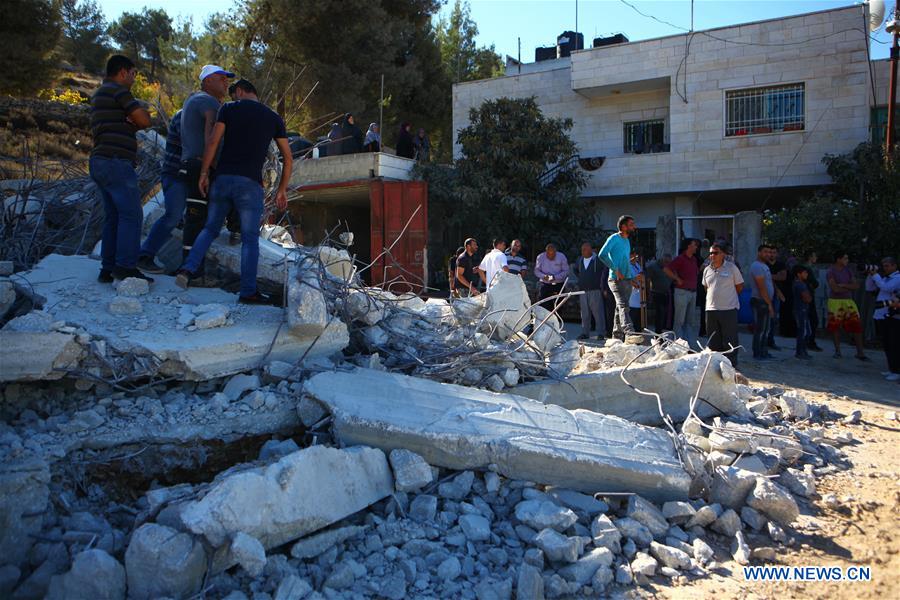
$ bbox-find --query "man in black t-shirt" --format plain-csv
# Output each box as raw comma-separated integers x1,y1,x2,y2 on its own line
456,238,484,296
176,79,293,304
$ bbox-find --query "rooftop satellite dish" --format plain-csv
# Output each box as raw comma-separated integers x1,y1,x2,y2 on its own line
869,0,886,32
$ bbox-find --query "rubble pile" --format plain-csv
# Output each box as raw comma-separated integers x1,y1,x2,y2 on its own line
0,232,867,599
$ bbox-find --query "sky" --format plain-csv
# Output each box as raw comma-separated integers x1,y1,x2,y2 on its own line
96,0,894,60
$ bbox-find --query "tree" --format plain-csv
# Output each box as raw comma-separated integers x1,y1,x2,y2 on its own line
418,97,593,261
59,0,109,73
764,142,900,263
109,8,173,77
435,0,503,84
0,0,61,95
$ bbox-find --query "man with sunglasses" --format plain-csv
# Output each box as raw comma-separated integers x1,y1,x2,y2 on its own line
702,242,744,367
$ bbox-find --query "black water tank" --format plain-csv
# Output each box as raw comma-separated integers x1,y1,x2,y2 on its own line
593,33,630,48
535,46,558,62
556,31,584,58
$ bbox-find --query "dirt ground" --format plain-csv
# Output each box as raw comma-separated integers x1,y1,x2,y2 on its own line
629,332,900,599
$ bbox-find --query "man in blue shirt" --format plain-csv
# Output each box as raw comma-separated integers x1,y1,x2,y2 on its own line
175,79,293,304
599,215,641,342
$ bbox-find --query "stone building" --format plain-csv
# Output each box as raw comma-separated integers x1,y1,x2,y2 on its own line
452,5,878,263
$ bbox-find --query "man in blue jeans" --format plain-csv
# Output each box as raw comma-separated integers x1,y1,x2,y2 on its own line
136,109,186,273
89,55,152,282
175,79,292,303
598,215,643,344
749,244,777,360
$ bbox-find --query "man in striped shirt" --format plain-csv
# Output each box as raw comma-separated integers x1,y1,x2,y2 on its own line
505,239,528,277
137,110,186,273
89,55,152,283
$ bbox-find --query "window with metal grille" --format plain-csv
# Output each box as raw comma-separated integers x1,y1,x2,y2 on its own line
725,83,805,137
623,119,667,153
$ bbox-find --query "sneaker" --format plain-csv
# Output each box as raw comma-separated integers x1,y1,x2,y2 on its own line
112,266,154,283
229,232,241,246
767,343,782,351
625,333,645,345
174,269,192,290
886,373,900,382
97,269,113,283
854,354,871,362
808,343,823,352
238,291,273,305
833,352,842,359
136,255,165,274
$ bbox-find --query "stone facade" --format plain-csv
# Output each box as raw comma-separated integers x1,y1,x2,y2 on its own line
453,6,873,232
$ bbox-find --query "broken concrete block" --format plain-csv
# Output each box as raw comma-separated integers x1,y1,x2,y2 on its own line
223,373,260,401
459,514,491,542
258,438,300,461
649,541,692,570
515,500,578,532
229,532,266,577
108,296,142,315
304,368,692,501
708,430,757,454
438,470,474,500
534,528,583,563
626,495,669,539
710,466,759,509
711,508,742,536
287,261,329,335
692,538,715,565
630,552,658,577
115,277,149,297
746,478,799,526
0,458,50,568
732,531,751,565
194,307,229,330
590,514,622,554
614,517,653,547
662,501,696,524
388,449,434,492
46,549,125,600
740,506,768,531
180,446,393,552
778,391,809,420
274,574,312,600
778,467,816,498
516,564,544,600
0,332,83,382
318,246,353,281
513,352,745,426
686,503,721,528
290,525,366,559
483,272,531,340
124,523,207,600
546,487,608,515
409,495,438,522
558,547,614,585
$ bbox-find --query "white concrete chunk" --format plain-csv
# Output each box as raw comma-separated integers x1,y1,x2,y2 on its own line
0,332,83,382
304,368,693,501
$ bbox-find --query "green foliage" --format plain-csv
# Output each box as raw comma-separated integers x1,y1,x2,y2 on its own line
0,0,61,96
109,7,174,77
417,97,593,259
59,0,109,73
435,0,503,84
764,142,900,262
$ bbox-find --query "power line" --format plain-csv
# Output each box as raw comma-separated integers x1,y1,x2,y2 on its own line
618,0,689,32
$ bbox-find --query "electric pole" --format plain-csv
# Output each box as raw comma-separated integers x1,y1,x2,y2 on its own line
887,10,898,153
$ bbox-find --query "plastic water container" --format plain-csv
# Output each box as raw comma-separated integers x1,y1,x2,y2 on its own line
312,146,320,159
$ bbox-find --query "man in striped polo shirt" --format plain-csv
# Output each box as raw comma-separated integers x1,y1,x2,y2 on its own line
89,55,152,283
505,239,528,278
136,109,186,273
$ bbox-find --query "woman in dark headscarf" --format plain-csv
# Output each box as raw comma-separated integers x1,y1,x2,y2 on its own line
340,113,364,154
364,123,381,152
325,122,341,157
396,121,415,159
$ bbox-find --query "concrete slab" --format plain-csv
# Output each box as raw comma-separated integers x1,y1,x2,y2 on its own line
303,368,692,501
14,254,347,381
512,352,746,425
0,331,83,382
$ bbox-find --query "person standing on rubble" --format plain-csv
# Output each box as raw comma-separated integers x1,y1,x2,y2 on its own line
572,242,606,340
479,239,509,288
169,65,234,277
89,55,153,283
599,216,640,342
702,242,743,367
665,238,700,349
136,109,186,273
749,244,776,361
534,243,569,304
455,238,483,296
448,246,464,297
175,79,292,304
505,239,528,278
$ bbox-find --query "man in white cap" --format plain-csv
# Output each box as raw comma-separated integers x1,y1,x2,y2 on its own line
139,65,234,275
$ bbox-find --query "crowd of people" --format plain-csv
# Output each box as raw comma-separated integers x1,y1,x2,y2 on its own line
320,118,431,161
448,215,900,381
89,56,292,304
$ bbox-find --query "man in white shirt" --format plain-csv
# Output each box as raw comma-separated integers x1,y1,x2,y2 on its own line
479,239,510,288
703,242,744,367
869,257,900,381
